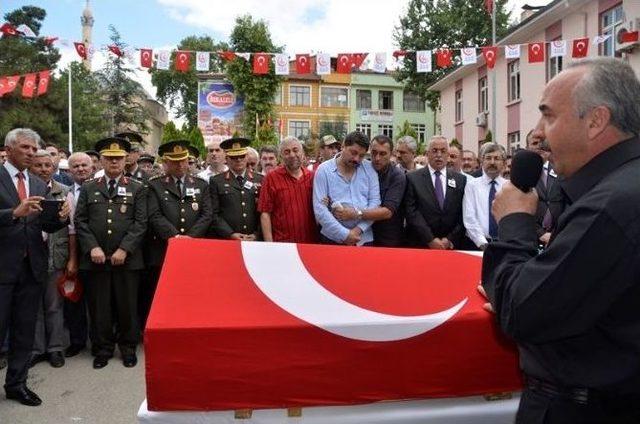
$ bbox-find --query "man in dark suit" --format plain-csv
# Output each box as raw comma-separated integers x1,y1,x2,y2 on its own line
0,128,70,406
533,139,565,247
405,136,467,249
209,138,263,240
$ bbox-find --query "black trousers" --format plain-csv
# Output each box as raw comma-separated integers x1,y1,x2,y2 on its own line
0,258,42,390
137,266,161,332
63,293,88,347
85,269,140,357
517,387,640,424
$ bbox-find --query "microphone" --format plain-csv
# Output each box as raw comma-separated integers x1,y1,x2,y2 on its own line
509,149,544,192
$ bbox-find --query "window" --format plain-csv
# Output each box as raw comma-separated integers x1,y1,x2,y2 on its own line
455,89,463,122
289,85,310,106
356,90,371,109
273,86,282,105
403,92,425,112
288,120,310,140
378,124,393,139
411,124,427,146
478,77,488,113
379,90,393,110
601,5,625,57
355,123,372,139
546,41,563,82
319,121,348,140
321,87,348,107
508,131,521,154
508,60,520,102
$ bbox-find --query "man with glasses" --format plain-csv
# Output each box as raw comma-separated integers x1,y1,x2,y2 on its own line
197,140,227,180
209,138,263,241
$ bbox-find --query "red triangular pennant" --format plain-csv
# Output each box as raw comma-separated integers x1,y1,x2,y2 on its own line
296,54,311,74
37,70,50,96
253,53,270,74
140,48,153,68
528,42,545,63
436,49,452,68
482,46,498,69
175,51,190,72
218,51,236,61
571,38,589,58
74,42,87,59
108,45,124,57
22,73,37,98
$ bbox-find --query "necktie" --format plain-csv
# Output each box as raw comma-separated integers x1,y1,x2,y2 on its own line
16,172,27,201
108,179,116,197
236,175,244,186
542,167,549,188
488,180,498,239
176,178,183,198
433,171,445,209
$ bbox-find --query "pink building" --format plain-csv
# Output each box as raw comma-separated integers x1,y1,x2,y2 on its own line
430,0,640,154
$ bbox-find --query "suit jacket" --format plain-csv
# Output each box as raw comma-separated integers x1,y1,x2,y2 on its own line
0,166,67,284
404,167,467,247
47,180,71,271
534,166,565,237
74,175,147,270
146,174,212,266
209,170,263,239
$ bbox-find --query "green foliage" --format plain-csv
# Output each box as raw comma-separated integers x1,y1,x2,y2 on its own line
396,120,419,140
150,36,228,128
318,117,348,141
225,15,282,146
161,122,207,158
483,129,493,144
394,0,510,111
450,137,461,148
161,121,182,142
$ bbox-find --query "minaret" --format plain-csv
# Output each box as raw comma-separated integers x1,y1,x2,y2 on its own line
80,0,94,71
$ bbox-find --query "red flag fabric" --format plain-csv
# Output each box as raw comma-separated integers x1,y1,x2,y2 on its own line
253,53,270,74
0,78,7,97
336,53,352,73
295,54,311,74
621,30,639,43
436,49,452,68
352,53,367,69
4,75,20,95
392,50,407,59
175,51,190,72
140,48,153,68
484,0,494,14
571,38,589,58
108,45,124,57
74,42,87,59
21,73,37,98
0,23,20,36
528,42,545,63
482,46,498,69
145,239,522,410
37,70,50,96
218,51,236,61
43,36,58,46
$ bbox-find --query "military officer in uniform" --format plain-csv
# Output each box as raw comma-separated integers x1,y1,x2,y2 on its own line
209,138,263,240
74,137,147,370
142,140,212,326
115,132,150,183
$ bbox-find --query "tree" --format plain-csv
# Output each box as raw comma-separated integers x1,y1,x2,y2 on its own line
161,121,207,158
394,0,510,111
161,121,183,142
151,36,228,129
225,15,282,145
95,26,150,136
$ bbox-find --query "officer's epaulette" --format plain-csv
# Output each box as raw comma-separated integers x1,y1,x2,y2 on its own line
149,174,164,181
195,174,208,182
84,177,98,184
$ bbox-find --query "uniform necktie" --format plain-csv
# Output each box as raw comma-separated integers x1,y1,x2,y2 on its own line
108,179,116,197
488,180,498,239
236,175,244,186
434,170,445,209
176,178,183,197
16,172,27,201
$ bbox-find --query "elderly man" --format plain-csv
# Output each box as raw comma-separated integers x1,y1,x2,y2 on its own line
0,128,70,406
84,150,101,175
462,149,481,177
197,140,228,180
258,145,278,175
29,150,72,369
405,136,467,249
395,135,422,173
313,131,380,246
259,137,317,243
448,144,473,180
463,143,507,250
246,147,259,172
481,58,640,423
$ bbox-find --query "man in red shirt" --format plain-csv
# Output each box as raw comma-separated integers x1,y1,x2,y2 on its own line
259,136,318,243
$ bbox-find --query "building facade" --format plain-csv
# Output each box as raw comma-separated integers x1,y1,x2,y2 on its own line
430,0,640,154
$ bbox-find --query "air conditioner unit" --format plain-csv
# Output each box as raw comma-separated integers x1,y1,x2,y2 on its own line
615,17,640,54
475,112,488,128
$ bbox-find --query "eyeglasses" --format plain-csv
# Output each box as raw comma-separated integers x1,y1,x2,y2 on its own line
229,155,246,160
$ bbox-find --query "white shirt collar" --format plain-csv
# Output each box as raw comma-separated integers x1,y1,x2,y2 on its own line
4,160,26,179
427,164,446,178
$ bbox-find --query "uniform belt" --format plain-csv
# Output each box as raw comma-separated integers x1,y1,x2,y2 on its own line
525,375,589,405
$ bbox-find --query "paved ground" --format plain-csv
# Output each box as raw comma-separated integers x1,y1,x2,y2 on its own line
0,349,145,424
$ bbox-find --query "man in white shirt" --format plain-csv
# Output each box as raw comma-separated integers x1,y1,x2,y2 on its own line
463,143,508,250
197,140,228,180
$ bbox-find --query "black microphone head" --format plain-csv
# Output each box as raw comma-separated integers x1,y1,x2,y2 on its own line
510,149,544,192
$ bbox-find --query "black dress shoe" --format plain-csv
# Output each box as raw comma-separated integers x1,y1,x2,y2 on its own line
0,353,6,370
29,353,48,368
64,344,85,358
6,386,42,406
122,354,137,368
49,351,65,368
93,356,109,369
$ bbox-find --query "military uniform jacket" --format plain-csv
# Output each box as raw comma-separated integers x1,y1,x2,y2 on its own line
209,170,263,238
126,166,151,184
146,174,212,266
74,175,147,270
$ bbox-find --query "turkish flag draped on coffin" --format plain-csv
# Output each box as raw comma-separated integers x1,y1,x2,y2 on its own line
145,239,522,411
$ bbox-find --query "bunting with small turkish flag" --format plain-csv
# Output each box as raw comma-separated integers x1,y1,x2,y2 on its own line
44,36,58,46
336,53,352,73
37,70,50,96
352,53,368,70
436,49,452,68
571,38,589,58
219,51,236,61
108,45,124,57
528,42,545,63
140,48,153,68
482,46,498,69
0,23,20,37
21,73,37,98
484,0,494,15
175,51,190,72
74,42,87,59
253,53,270,74
5,76,21,95
295,54,311,74
0,78,8,97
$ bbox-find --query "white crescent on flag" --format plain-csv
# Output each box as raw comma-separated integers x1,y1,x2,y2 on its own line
241,242,468,342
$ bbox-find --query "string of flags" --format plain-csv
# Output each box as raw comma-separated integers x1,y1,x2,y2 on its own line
0,70,51,98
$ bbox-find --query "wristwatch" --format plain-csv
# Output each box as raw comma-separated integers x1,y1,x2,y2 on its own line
356,208,363,219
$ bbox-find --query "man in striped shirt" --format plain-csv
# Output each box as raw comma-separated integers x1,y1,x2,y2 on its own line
258,136,318,243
